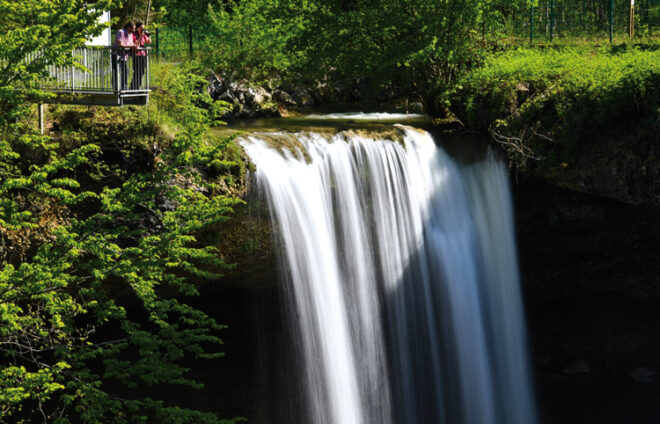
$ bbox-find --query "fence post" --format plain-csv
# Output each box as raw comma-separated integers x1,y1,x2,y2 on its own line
529,5,534,43
188,25,193,58
38,104,44,135
155,28,159,59
550,0,555,41
629,0,635,40
609,0,614,42
70,49,75,90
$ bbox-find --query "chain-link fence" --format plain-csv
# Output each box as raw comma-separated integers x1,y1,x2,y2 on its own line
112,27,217,61
509,0,660,42
150,27,221,61
118,2,659,62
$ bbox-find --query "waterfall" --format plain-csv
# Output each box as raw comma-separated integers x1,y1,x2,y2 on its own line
242,125,536,424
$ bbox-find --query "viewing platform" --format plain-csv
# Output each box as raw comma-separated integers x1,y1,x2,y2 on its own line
40,46,150,106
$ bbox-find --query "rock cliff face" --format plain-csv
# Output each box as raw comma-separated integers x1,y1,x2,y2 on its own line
514,177,660,424
523,133,660,208
207,73,424,120
208,73,280,120
494,97,660,420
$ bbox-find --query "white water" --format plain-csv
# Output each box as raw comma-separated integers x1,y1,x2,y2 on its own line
304,112,426,121
242,126,536,424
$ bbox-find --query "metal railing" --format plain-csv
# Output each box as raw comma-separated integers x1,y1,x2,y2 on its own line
510,0,660,42
36,46,150,95
135,5,660,62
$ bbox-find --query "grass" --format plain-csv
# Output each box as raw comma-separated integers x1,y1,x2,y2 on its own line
446,42,660,166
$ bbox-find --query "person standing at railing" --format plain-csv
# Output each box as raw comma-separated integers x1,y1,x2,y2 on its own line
131,22,151,90
112,22,135,92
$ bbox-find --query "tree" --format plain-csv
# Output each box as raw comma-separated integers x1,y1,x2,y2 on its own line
154,0,224,27
204,0,530,98
113,0,223,28
0,0,110,119
0,2,241,422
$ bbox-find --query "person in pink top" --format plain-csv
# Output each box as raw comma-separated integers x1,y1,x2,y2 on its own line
112,22,135,91
130,22,151,90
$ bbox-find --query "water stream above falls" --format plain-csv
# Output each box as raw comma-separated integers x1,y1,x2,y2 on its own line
236,114,537,424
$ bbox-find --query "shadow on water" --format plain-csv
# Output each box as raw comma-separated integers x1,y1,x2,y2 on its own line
384,153,537,424
237,123,536,424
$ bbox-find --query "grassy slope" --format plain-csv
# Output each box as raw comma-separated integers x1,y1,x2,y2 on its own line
447,44,659,169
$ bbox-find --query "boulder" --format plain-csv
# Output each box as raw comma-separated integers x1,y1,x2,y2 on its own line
309,88,325,105
291,87,314,107
273,89,296,106
628,367,656,383
209,74,279,120
245,86,272,109
312,83,343,104
208,72,235,103
562,359,591,375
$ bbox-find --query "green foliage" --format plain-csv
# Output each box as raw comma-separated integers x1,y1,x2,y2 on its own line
203,0,529,92
0,112,243,423
112,0,222,29
154,0,223,28
446,44,660,165
1,2,245,423
149,62,246,191
205,0,318,83
0,0,110,119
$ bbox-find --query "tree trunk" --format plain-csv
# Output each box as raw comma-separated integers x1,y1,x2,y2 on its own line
146,0,152,27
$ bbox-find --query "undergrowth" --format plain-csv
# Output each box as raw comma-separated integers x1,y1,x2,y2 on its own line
446,43,660,167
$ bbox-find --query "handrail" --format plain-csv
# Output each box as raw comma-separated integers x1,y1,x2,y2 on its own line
102,46,152,50
39,46,151,98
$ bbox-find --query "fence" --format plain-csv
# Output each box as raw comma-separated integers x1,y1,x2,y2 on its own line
510,0,660,42
150,27,218,61
126,2,660,60
17,47,151,106
37,47,150,94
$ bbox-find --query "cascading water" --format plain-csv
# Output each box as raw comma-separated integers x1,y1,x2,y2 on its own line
242,121,536,424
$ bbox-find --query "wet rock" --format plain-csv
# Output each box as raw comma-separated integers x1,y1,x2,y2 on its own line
247,86,272,108
319,83,349,103
309,88,325,105
277,105,290,117
349,79,370,101
538,354,553,372
408,101,425,114
273,89,295,106
562,359,591,375
627,367,656,383
291,87,314,107
208,73,279,120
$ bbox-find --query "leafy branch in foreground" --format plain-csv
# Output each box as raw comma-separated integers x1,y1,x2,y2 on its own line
1,93,244,424
1,3,245,418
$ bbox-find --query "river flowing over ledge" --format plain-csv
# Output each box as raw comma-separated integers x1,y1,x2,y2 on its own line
238,120,536,424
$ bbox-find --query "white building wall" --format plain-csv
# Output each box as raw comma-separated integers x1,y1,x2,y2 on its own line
87,11,112,46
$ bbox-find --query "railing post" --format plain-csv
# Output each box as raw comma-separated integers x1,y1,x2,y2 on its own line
38,103,44,134
550,0,555,41
629,0,635,40
71,49,75,91
189,26,193,59
530,5,534,43
146,51,150,91
609,0,614,42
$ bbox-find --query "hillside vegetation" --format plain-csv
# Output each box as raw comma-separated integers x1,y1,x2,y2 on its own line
446,44,660,166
